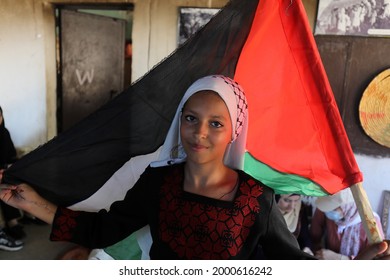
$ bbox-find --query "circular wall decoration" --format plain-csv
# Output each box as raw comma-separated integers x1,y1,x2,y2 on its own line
359,69,390,148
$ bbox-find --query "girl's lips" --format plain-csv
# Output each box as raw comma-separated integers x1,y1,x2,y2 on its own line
191,144,208,151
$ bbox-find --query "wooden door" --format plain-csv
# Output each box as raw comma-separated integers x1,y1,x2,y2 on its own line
59,9,125,131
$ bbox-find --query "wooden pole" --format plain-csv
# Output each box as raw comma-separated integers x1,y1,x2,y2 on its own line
350,182,383,244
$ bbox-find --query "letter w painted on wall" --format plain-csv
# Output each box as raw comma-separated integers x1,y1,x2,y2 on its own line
75,69,94,86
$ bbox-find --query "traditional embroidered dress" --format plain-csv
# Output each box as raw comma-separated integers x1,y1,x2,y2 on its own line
51,164,311,259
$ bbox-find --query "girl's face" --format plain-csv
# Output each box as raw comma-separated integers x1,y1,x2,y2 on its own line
277,194,301,214
180,90,233,166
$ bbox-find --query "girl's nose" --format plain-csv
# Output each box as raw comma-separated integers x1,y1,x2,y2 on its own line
194,122,208,138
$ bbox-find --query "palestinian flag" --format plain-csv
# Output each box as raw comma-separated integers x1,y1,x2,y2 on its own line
235,0,363,196
3,0,362,210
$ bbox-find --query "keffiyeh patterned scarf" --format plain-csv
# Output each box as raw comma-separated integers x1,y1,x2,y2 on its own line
151,75,248,170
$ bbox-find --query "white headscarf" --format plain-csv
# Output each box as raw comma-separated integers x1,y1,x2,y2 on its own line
150,75,248,170
315,188,383,257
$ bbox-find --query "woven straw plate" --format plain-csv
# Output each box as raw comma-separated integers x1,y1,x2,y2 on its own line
359,69,390,148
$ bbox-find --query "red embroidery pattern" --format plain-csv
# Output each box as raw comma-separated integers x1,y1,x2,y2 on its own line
51,207,80,241
159,168,263,259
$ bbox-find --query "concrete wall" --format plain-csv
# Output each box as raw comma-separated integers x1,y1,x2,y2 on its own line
0,0,389,229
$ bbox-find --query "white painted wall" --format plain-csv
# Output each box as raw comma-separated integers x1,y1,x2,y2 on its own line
355,154,390,238
0,0,389,229
0,0,48,151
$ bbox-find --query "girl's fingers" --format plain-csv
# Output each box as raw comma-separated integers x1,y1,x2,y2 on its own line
0,184,25,203
0,183,17,190
355,241,390,260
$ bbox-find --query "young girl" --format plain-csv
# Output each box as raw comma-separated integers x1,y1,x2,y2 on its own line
0,75,388,259
275,194,313,255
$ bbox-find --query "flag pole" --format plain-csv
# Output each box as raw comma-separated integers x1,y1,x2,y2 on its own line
350,182,383,244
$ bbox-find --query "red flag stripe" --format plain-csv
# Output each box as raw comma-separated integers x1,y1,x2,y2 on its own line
234,0,363,194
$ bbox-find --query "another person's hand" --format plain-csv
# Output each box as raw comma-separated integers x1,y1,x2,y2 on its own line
354,240,390,260
314,248,349,260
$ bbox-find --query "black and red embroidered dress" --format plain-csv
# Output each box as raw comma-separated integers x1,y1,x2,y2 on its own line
50,164,311,259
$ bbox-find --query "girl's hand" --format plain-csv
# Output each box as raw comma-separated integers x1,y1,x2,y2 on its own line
0,183,31,210
355,241,390,260
0,169,4,181
0,183,57,224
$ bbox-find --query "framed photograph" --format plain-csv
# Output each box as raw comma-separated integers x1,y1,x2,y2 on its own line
178,7,219,46
315,0,390,36
382,190,390,239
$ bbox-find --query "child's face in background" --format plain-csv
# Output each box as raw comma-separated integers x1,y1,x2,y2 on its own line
277,194,301,214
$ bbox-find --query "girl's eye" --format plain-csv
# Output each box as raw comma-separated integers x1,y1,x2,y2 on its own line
184,115,196,122
210,121,223,128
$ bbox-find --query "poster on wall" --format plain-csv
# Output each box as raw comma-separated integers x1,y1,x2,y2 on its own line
381,191,390,239
178,7,219,46
315,0,390,36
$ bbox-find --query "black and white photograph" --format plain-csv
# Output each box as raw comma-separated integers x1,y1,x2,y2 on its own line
315,0,390,36
178,7,219,45
382,191,390,239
